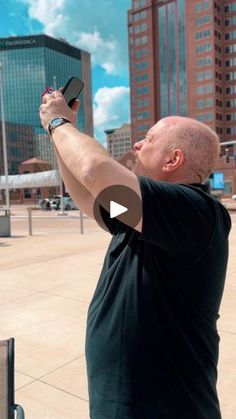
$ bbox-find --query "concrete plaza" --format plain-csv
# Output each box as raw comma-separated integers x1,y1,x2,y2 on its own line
0,207,235,419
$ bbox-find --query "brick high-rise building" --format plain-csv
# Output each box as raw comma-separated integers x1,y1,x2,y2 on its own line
128,0,236,161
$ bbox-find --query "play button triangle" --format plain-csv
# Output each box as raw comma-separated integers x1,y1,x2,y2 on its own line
110,201,128,218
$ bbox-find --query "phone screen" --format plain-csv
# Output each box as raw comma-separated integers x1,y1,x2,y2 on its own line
62,77,84,107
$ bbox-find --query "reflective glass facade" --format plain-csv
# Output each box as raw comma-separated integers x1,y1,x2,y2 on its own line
178,0,187,116
0,35,93,174
158,0,187,118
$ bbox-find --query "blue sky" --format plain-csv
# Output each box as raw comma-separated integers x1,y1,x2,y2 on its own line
0,0,131,143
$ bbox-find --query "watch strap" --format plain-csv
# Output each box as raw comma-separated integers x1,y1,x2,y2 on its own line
48,117,71,135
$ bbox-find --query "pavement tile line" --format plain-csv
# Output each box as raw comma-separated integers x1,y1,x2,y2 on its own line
16,377,89,404
0,276,94,299
15,353,88,402
38,379,89,403
219,329,236,336
16,353,85,383
0,291,39,307
0,290,91,307
0,249,106,272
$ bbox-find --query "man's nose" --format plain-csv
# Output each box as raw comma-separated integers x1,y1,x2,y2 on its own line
133,139,145,151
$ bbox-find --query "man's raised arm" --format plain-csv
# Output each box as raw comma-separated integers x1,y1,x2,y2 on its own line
39,90,142,231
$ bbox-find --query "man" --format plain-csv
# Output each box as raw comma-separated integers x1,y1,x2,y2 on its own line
39,91,231,419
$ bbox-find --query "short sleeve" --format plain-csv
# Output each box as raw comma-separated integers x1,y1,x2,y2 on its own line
138,176,218,261
99,204,128,235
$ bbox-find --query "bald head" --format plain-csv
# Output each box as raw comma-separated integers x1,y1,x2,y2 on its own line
149,116,220,182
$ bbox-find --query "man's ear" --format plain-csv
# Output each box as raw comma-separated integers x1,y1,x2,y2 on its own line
163,149,185,172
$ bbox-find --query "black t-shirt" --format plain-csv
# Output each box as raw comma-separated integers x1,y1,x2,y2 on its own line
85,177,231,419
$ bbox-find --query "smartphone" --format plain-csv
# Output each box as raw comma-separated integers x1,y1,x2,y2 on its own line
62,77,84,107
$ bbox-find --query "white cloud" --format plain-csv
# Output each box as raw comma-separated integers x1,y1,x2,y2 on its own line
17,0,129,75
74,29,118,75
93,86,130,141
19,0,66,35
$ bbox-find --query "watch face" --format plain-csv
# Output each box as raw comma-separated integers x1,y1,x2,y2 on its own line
51,117,63,128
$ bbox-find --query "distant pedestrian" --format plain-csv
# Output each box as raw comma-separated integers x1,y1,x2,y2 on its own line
45,199,51,211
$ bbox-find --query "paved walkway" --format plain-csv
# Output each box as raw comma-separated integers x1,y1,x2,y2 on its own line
0,209,235,418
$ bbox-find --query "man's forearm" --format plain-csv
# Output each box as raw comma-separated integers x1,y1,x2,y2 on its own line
51,122,139,204
51,123,114,193
53,145,92,206
52,123,108,179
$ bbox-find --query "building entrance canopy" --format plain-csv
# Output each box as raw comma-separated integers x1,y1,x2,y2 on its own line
0,170,60,190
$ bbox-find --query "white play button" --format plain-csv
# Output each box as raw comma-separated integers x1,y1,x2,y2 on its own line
110,200,128,218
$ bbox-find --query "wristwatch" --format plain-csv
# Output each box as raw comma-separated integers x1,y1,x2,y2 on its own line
48,117,71,135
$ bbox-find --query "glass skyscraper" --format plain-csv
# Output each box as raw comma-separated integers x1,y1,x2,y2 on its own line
0,34,93,174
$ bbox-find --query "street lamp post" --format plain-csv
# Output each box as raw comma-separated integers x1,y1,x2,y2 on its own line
52,75,65,215
0,62,10,210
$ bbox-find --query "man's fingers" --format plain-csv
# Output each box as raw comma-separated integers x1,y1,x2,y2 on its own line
71,99,80,113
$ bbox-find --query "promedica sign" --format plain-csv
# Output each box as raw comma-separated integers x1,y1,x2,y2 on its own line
0,39,36,49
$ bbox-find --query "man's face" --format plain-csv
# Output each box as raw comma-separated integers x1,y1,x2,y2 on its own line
132,122,170,180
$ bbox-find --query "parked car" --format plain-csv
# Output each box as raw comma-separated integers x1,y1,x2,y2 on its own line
50,196,78,210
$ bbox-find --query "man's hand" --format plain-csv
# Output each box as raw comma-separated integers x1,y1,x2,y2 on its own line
39,90,79,132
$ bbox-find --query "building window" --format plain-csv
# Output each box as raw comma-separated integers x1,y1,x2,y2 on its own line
214,16,221,25
196,56,212,66
134,0,146,9
196,112,213,121
137,111,150,120
134,35,148,46
225,71,236,81
225,3,236,13
24,189,32,199
214,2,221,12
136,86,149,95
197,84,213,95
206,98,213,107
133,10,146,21
226,127,236,134
225,30,236,41
226,113,236,121
195,1,210,13
197,98,213,109
137,124,150,131
136,73,148,82
226,86,236,94
134,23,147,34
215,44,221,53
135,48,148,58
225,16,236,26
216,99,222,107
215,57,222,66
196,43,212,53
197,70,213,81
137,98,149,107
225,44,236,54
195,15,211,26
135,61,148,71
226,99,236,107
205,70,213,79
225,57,236,67
196,29,211,40
197,86,204,95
